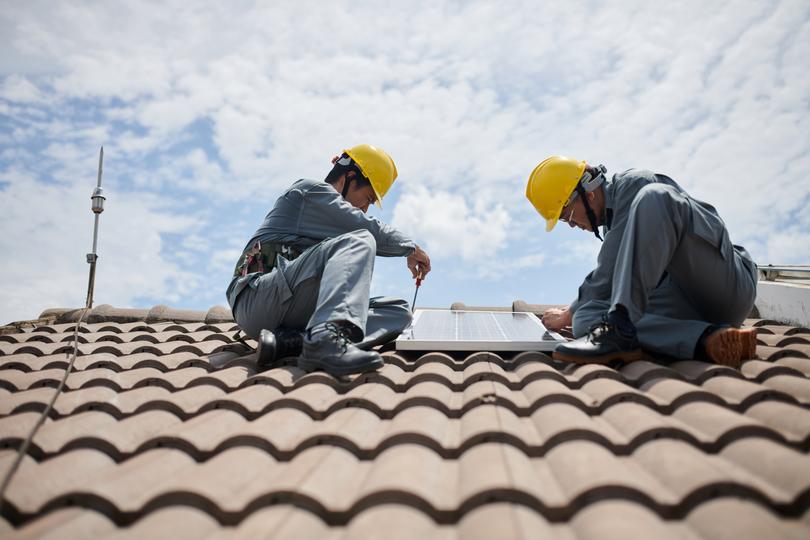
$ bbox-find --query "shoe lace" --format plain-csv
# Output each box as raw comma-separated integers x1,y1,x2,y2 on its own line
323,322,353,353
586,315,613,343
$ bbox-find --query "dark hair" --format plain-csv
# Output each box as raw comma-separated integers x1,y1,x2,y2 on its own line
325,153,372,189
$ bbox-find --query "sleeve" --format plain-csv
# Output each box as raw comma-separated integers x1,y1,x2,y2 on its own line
568,174,645,313
568,224,625,313
296,182,416,257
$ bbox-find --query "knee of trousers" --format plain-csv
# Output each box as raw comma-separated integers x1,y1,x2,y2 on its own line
373,297,413,328
396,303,413,330
571,300,610,338
331,229,377,255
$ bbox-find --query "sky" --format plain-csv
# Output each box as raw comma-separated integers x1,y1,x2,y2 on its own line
1,0,808,324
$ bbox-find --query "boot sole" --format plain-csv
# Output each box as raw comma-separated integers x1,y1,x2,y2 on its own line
704,327,758,369
298,356,384,376
552,348,644,365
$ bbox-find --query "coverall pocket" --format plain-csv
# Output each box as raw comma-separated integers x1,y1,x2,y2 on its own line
688,201,730,259
251,269,293,306
244,269,294,332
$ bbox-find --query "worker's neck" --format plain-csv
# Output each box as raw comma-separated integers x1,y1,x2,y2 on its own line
591,186,607,225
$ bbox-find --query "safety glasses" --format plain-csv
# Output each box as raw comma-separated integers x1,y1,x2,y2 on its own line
559,203,575,223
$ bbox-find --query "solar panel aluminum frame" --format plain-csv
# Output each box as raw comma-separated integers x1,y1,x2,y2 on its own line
395,309,567,352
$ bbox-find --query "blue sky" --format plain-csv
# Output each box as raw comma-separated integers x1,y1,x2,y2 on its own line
1,0,809,324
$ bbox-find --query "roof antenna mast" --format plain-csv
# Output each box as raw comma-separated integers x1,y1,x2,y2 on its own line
85,146,106,309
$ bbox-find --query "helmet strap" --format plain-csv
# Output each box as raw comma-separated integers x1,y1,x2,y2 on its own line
338,156,360,198
575,183,603,241
341,175,353,198
335,153,372,200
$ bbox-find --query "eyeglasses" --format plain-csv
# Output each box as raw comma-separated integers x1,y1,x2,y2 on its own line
559,189,579,223
559,205,575,223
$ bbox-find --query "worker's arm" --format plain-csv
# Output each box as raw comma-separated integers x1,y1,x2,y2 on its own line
296,181,417,257
569,211,628,313
543,225,620,330
542,231,619,330
568,172,654,315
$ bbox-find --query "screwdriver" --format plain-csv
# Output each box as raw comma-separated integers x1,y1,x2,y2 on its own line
411,269,423,313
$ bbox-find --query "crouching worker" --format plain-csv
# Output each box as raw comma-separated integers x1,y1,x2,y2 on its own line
525,156,758,368
227,144,431,376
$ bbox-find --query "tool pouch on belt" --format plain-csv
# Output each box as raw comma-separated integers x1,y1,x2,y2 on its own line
233,240,301,278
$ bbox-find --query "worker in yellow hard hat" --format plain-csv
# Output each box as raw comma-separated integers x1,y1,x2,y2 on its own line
526,156,758,368
227,144,431,376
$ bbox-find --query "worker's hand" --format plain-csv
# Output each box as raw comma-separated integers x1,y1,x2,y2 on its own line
407,246,431,279
542,307,572,331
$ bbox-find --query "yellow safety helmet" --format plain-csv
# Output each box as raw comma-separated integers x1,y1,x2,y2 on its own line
344,144,398,208
525,155,586,232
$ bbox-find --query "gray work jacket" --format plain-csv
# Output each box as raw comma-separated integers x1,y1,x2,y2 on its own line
569,168,755,313
227,178,416,308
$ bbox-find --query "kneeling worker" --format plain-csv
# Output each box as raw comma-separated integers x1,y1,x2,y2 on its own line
227,144,431,375
525,156,758,367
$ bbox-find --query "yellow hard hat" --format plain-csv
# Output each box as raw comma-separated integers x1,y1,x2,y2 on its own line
344,144,398,208
525,156,586,232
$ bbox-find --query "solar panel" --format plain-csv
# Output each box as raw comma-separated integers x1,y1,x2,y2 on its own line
395,309,567,351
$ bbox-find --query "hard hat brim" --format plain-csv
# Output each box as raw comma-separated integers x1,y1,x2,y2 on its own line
343,144,394,210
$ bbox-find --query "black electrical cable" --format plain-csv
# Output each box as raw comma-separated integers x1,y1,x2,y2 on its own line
0,308,88,510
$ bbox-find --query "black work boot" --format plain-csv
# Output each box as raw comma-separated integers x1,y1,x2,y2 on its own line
298,322,383,376
257,328,304,370
553,308,642,365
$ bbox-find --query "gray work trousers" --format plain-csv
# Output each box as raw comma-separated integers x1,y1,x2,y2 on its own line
572,183,758,359
232,230,412,349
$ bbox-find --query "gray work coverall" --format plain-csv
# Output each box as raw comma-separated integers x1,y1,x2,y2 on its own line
226,178,416,349
569,169,758,359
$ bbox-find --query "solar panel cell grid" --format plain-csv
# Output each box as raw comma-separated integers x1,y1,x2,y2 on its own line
397,311,566,351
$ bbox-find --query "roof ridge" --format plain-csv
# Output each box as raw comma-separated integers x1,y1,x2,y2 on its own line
22,305,235,325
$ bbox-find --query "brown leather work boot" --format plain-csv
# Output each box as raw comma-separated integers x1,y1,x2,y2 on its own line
703,327,758,368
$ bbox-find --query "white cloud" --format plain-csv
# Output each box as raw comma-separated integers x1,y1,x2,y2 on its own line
473,252,548,281
551,238,603,267
392,185,510,261
0,75,45,103
0,0,808,319
0,165,200,323
763,227,810,264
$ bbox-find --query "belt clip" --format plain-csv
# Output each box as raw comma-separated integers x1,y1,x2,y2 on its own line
241,241,264,277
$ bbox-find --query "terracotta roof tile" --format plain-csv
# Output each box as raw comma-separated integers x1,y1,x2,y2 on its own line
774,357,810,376
760,375,810,405
0,308,808,536
684,498,810,540
5,507,116,539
